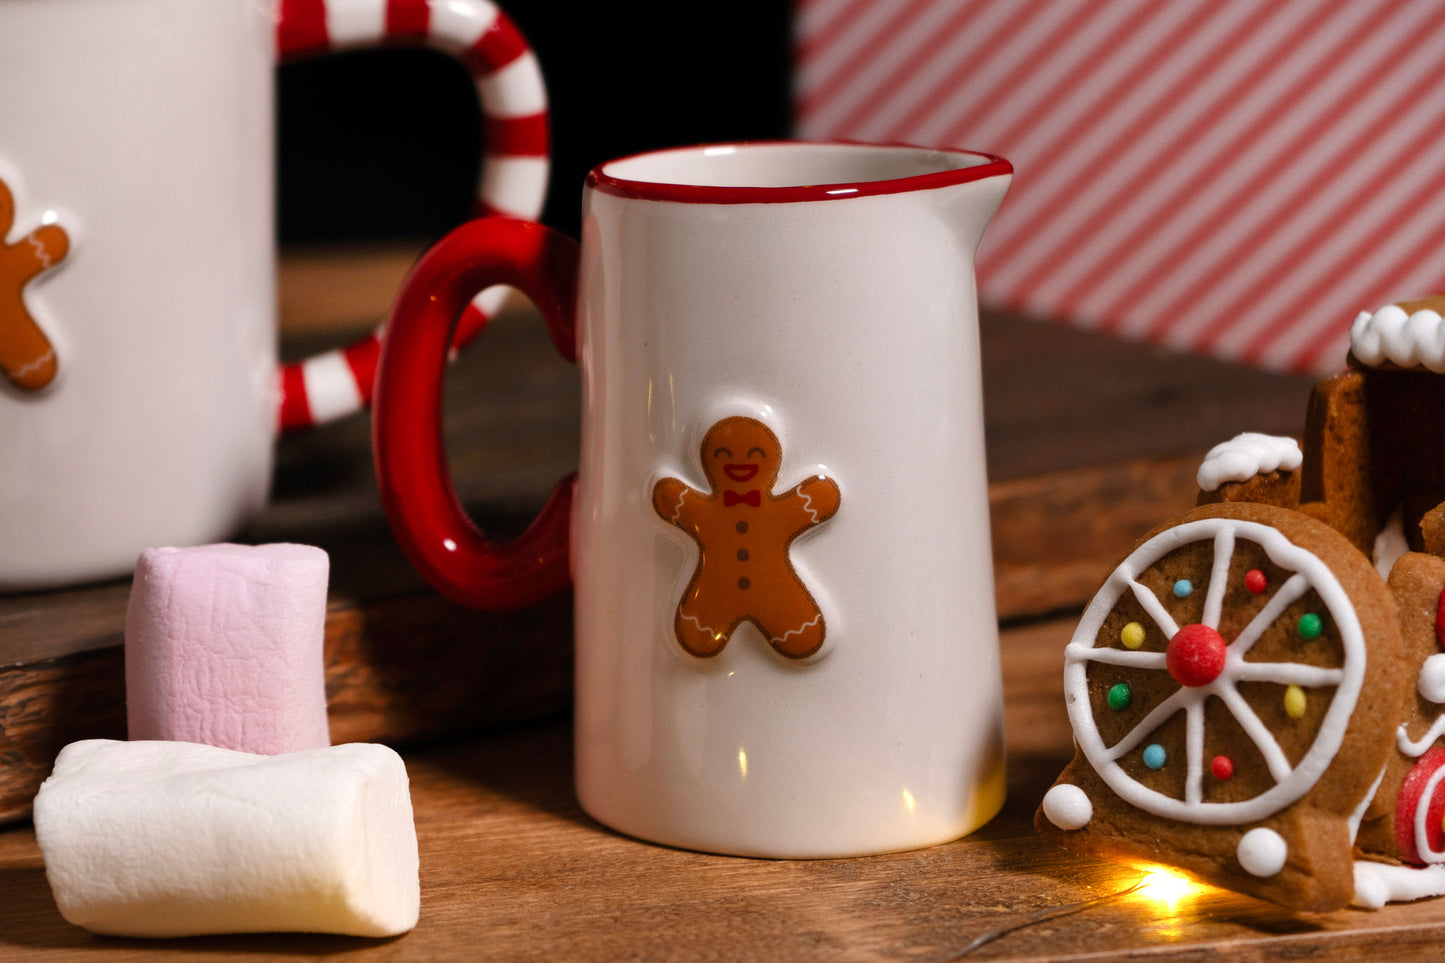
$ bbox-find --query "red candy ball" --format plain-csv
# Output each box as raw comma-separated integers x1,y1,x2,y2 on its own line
1211,755,1234,780
1245,569,1267,594
1167,623,1228,687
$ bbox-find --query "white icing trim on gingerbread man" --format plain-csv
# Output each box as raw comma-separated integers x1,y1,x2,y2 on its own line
652,416,841,660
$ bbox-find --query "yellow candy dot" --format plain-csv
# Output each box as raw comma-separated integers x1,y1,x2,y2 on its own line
1284,685,1307,720
1121,622,1146,650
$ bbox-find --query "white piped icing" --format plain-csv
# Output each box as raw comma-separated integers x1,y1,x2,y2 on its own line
1066,517,1364,825
1196,433,1302,492
1351,302,1445,372
1349,767,1387,845
1397,646,1445,757
1398,716,1445,757
1042,784,1092,830
1353,861,1445,908
1415,763,1445,863
1237,827,1287,877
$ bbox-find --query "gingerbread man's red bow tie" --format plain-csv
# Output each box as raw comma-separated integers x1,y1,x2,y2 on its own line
724,490,762,507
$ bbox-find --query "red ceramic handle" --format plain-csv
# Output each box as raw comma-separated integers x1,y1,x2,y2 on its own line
373,218,578,609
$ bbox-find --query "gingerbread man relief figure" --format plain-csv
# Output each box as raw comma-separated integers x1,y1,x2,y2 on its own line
652,416,841,659
0,176,68,391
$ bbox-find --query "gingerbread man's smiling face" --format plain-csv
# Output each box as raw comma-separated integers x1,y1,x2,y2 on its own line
700,417,781,492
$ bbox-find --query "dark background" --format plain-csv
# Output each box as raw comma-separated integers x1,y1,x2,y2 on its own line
277,4,794,244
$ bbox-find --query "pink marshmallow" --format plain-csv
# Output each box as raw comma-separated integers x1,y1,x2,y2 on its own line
125,543,331,754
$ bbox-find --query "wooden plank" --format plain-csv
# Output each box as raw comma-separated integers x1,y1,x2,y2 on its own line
277,242,422,333
977,309,1314,481
6,618,1445,960
0,593,574,824
989,453,1200,618
0,449,1204,824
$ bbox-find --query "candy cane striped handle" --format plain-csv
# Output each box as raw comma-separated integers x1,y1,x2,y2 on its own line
275,0,549,431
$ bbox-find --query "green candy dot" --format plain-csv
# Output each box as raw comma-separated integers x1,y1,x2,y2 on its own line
1107,683,1131,711
1297,612,1323,640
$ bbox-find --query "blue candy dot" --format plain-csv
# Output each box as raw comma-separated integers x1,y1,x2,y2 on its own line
1173,579,1193,598
1143,744,1167,770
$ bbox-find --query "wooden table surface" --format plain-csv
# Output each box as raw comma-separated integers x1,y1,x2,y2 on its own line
11,244,1437,960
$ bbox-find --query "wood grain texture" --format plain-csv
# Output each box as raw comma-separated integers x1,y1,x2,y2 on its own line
989,454,1200,618
0,594,573,823
0,450,1203,824
6,618,1445,961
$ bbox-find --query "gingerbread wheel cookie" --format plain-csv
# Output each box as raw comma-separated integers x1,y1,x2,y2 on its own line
1038,502,1405,910
1063,512,1364,824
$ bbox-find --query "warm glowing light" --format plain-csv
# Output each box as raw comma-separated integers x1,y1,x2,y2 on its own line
1134,867,1205,911
738,748,748,779
442,538,457,552
901,788,916,815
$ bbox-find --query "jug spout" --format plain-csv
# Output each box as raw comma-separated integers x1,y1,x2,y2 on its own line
941,159,1011,256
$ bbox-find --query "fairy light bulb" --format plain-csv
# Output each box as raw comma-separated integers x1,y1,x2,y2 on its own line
1135,867,1206,912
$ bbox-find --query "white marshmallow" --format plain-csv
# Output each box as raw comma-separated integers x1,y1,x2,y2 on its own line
33,740,419,938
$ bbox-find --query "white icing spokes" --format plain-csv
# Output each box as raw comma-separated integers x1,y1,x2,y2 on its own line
1064,644,1168,670
1128,578,1180,639
1227,574,1310,660
1103,689,1191,762
1212,682,1295,783
1065,516,1366,825
1185,700,1206,805
1202,527,1234,629
1228,661,1345,687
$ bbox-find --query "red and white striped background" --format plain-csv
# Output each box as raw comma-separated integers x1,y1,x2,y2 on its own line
795,0,1445,374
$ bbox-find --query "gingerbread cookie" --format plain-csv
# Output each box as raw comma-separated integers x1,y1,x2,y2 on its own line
652,416,840,659
1038,303,1445,908
1195,433,1302,510
1036,501,1407,910
0,176,67,391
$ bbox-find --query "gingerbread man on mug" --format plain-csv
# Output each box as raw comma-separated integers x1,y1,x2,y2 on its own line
653,416,841,659
0,176,67,391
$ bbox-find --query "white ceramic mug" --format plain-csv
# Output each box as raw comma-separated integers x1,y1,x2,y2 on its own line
0,0,547,590
373,141,1013,857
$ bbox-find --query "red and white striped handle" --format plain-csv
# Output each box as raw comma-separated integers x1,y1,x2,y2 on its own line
275,0,549,431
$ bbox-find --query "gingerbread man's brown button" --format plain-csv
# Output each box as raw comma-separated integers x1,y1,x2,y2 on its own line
0,176,67,391
652,416,841,659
